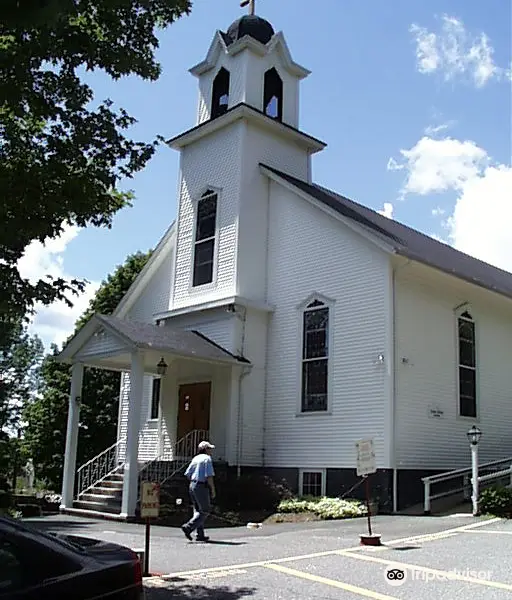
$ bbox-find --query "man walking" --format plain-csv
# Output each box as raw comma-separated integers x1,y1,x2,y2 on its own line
181,440,216,542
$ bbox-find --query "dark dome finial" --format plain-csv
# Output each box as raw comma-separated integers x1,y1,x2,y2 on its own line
224,14,275,47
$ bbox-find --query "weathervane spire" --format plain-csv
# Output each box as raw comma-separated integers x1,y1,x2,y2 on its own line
240,0,255,16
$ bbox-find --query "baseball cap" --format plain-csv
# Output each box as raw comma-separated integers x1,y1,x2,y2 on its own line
198,441,215,451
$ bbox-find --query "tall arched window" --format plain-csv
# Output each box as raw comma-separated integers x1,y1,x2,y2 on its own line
193,190,217,287
458,310,477,418
301,299,329,412
211,68,230,119
263,67,283,121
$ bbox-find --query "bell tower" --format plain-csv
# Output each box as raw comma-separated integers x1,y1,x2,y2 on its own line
189,5,310,129
167,7,325,310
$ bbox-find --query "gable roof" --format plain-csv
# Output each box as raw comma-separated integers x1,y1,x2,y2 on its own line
114,222,175,319
58,313,249,365
261,164,512,301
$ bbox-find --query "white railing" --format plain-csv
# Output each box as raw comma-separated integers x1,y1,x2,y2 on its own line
138,429,209,490
423,457,512,514
76,439,124,498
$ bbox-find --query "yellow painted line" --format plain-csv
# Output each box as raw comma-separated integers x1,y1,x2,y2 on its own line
162,516,501,578
264,563,399,600
336,550,512,592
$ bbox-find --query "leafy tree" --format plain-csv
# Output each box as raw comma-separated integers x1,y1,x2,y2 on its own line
23,250,151,489
0,320,44,497
0,0,191,326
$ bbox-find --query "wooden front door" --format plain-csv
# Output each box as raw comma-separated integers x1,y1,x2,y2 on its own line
177,382,211,440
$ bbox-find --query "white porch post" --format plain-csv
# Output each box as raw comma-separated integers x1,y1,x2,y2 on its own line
60,362,84,509
121,351,144,518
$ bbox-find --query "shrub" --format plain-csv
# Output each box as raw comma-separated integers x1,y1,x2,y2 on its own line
217,474,293,511
479,486,512,517
277,496,367,520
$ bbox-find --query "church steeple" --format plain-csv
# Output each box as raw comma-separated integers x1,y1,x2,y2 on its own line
189,7,310,129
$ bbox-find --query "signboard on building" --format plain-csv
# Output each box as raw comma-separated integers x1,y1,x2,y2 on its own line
356,438,376,477
140,482,160,519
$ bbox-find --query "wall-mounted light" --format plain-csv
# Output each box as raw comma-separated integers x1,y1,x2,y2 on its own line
156,358,168,376
374,354,385,365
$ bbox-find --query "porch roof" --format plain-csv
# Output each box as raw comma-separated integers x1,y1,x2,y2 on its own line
57,313,249,369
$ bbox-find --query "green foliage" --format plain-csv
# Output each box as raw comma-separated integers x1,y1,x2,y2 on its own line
216,474,294,511
479,486,512,518
277,496,367,520
0,320,43,484
0,0,191,323
23,250,151,489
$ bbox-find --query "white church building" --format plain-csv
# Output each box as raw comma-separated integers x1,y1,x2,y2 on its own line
57,11,512,519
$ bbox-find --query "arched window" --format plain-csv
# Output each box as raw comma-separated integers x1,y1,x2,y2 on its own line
263,67,283,121
193,190,217,287
301,299,329,412
211,68,230,119
457,310,477,418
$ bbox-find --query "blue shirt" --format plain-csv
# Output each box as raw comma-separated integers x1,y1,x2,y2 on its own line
184,453,215,482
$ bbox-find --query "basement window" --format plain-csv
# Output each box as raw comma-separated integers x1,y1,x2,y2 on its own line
299,469,325,497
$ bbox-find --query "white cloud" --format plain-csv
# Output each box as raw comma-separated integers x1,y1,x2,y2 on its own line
432,206,446,217
389,136,512,273
378,202,394,219
17,225,99,352
409,15,510,87
389,136,489,196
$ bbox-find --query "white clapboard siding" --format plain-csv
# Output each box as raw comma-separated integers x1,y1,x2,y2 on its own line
264,182,391,469
162,309,237,354
394,266,512,470
75,331,126,360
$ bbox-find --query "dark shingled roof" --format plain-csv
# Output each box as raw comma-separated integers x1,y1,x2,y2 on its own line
262,164,512,301
96,314,249,364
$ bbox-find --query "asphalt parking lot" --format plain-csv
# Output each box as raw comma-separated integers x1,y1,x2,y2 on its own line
28,513,510,599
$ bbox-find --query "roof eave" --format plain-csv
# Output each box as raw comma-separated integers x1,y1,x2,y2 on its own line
260,164,397,256
167,103,326,153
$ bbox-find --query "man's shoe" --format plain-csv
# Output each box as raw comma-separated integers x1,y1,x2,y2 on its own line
196,535,210,542
181,525,192,541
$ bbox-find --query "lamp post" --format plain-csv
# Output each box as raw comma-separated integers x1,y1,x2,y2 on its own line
467,425,482,516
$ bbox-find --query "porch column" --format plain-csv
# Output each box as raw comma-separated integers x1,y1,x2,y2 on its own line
121,350,144,518
60,362,84,509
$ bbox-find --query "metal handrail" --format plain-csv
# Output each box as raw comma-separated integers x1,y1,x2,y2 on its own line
422,456,512,513
76,439,125,498
138,429,209,492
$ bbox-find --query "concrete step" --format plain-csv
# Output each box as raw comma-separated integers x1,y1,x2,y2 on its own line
91,485,123,496
99,479,124,490
80,493,121,505
73,500,121,514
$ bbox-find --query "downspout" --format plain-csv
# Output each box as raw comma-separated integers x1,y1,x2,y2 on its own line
391,258,412,513
391,266,398,513
236,306,248,478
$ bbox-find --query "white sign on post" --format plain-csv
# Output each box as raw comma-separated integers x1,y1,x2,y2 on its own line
140,482,160,519
356,438,376,477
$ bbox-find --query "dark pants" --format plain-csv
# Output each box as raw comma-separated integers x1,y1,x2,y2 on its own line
183,481,211,538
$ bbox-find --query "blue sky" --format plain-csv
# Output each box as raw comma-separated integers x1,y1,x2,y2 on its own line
19,0,511,350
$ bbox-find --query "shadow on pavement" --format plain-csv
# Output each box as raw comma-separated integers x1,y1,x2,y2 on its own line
25,520,97,532
201,541,246,546
145,584,256,599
